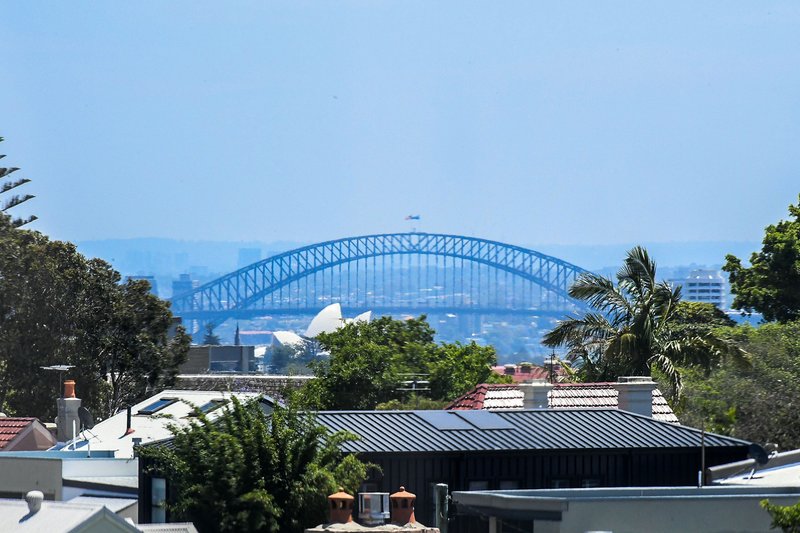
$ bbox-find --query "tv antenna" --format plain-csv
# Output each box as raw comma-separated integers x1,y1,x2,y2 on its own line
398,373,430,410
41,364,75,397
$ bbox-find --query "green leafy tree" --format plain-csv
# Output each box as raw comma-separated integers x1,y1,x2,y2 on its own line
269,341,323,375
678,321,800,449
672,301,736,328
427,341,504,400
303,321,401,410
762,499,800,533
141,397,369,533
543,247,744,398
302,315,503,410
0,217,189,419
94,277,191,416
724,194,800,323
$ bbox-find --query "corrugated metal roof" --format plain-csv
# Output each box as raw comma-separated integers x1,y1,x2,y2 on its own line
67,496,137,513
316,409,747,454
138,524,199,533
0,499,139,532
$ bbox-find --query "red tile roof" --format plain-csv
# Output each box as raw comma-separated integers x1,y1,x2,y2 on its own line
445,383,680,423
447,384,521,411
0,418,36,450
490,365,552,383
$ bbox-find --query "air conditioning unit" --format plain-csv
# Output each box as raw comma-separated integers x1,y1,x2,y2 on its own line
358,492,390,525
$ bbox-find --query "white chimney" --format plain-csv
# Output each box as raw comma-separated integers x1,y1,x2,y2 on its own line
615,376,656,418
25,490,44,514
520,379,553,409
56,380,81,442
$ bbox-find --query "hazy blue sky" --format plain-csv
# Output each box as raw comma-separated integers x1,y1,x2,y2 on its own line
1,2,798,247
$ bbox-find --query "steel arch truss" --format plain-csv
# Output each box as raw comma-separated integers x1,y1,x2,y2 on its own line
170,232,588,320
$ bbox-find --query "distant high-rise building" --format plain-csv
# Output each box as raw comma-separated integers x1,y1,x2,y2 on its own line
238,248,261,269
171,273,196,297
669,269,728,309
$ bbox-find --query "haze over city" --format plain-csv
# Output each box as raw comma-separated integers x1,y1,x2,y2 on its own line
5,3,800,532
2,2,799,251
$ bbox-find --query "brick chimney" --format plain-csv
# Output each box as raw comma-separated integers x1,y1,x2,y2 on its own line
56,380,81,442
520,379,552,409
327,487,354,524
615,376,656,418
390,486,416,525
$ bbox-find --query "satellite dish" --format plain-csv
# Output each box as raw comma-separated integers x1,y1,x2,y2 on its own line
78,406,95,430
748,443,769,465
765,442,780,455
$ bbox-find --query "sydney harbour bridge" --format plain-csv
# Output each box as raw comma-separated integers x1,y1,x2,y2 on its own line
170,232,589,332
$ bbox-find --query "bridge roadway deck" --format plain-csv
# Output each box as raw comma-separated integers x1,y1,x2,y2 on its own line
176,306,573,321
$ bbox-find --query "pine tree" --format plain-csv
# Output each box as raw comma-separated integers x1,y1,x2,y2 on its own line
0,137,36,228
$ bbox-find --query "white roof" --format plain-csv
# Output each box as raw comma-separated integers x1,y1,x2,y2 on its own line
66,496,137,513
305,303,344,338
137,524,199,533
0,499,137,532
345,310,372,325
715,451,800,487
62,390,260,459
272,330,306,347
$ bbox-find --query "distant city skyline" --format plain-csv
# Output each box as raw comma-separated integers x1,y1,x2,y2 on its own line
76,235,761,282
2,2,798,246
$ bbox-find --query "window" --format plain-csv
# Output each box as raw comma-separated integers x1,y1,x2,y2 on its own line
550,479,570,488
151,477,167,523
468,481,489,491
191,399,227,416
581,478,601,488
138,398,178,415
499,480,519,490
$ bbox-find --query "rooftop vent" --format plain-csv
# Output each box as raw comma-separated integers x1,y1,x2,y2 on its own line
328,487,354,524
25,490,43,514
390,486,416,525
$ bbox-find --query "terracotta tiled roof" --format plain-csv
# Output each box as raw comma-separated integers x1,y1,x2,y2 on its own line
490,365,553,383
550,383,619,408
0,417,35,450
445,383,680,424
447,384,521,411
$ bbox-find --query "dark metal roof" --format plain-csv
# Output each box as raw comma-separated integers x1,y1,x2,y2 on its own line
315,409,749,454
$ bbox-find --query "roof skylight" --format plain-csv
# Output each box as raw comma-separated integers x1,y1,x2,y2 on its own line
137,398,178,415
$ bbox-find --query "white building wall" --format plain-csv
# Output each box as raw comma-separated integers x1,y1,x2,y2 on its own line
669,269,728,309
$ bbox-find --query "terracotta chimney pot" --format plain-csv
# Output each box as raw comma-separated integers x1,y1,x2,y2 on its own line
328,487,354,524
390,486,416,525
63,380,76,398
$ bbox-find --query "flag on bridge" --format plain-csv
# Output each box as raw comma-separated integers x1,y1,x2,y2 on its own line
405,215,421,220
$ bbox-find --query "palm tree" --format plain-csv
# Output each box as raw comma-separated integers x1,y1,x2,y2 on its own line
543,246,745,398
